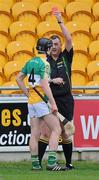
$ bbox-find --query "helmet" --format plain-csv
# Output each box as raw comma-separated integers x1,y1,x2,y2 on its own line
36,38,53,53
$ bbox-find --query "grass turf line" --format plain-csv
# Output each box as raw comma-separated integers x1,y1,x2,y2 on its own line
0,161,99,180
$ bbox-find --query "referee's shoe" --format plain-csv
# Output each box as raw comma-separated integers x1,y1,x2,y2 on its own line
65,164,75,170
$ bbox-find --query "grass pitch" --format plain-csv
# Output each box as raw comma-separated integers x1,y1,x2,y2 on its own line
0,161,99,180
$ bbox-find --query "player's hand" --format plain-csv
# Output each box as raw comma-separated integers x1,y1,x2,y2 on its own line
50,104,58,115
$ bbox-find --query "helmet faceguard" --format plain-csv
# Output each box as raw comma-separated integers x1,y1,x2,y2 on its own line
36,38,53,54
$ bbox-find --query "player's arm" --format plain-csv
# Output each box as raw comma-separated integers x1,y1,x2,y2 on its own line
40,78,58,114
54,10,72,52
16,72,29,97
40,62,58,113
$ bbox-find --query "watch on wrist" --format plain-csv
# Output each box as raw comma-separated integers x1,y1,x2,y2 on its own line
58,21,63,24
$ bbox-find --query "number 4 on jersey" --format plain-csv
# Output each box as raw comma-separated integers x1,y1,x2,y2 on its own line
28,68,35,84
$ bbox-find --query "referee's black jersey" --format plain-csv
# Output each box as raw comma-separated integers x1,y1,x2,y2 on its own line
47,48,73,97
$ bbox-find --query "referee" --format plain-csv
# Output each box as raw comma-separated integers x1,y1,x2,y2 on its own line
38,9,75,170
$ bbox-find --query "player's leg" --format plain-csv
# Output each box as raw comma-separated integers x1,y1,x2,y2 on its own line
29,116,42,170
44,113,61,151
43,113,65,170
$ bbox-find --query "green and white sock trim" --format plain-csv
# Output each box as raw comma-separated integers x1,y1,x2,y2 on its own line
47,151,57,167
31,155,41,169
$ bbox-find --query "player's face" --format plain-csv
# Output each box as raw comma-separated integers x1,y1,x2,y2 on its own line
50,38,62,57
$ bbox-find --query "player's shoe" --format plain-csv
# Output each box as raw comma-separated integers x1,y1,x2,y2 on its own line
46,163,66,171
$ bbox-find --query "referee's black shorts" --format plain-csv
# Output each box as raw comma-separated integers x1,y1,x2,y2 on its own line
54,94,74,121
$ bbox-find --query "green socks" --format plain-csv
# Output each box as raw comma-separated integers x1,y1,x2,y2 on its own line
47,151,57,167
31,152,57,169
31,155,41,169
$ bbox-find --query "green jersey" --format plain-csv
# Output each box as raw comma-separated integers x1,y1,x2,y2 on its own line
22,57,50,104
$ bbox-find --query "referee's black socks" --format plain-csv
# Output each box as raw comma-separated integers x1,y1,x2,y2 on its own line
38,140,48,165
62,142,73,166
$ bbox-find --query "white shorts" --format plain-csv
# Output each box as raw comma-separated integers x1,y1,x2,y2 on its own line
28,101,50,118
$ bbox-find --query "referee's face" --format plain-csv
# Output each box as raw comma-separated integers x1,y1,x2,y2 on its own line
50,38,62,57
